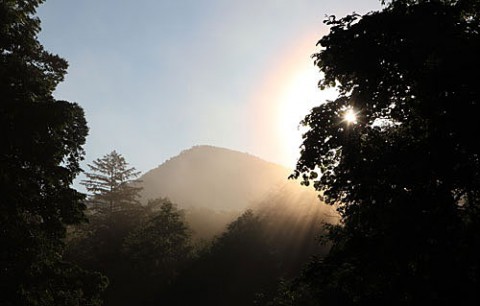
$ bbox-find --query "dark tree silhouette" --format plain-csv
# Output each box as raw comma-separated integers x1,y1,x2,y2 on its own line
123,199,192,278
81,150,142,211
65,197,191,306
288,0,480,305
118,198,193,305
65,203,146,306
165,210,281,306
0,1,107,305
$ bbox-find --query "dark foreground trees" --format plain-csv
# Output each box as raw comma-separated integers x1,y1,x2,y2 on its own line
0,1,106,305
66,197,193,306
123,199,192,280
287,0,480,305
164,210,281,306
164,195,332,306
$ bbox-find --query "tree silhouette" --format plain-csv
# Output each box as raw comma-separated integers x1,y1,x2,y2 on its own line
117,199,193,305
123,199,192,278
65,197,191,306
165,210,280,306
82,150,142,211
0,1,107,305
289,0,480,304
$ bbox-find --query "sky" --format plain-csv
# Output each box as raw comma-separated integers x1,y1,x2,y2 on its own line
37,0,382,181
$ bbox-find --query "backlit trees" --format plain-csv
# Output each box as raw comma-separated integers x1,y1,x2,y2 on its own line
290,0,480,304
0,1,106,305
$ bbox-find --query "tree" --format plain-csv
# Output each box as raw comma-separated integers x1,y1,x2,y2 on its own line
0,1,107,305
123,199,192,276
81,150,143,211
118,198,192,305
290,0,480,304
64,199,148,306
165,210,283,306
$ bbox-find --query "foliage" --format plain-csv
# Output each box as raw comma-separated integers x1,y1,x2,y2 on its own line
81,150,142,211
68,182,332,306
163,210,279,306
163,203,331,306
123,198,192,279
289,0,480,304
0,1,107,305
65,198,192,306
65,205,146,306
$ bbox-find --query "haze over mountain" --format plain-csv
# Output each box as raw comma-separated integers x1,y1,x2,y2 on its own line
140,145,292,211
139,145,336,241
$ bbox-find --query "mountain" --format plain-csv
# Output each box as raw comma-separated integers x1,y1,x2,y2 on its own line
139,145,292,211
139,145,336,241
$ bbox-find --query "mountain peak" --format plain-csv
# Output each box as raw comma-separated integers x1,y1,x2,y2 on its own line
160,145,288,171
140,146,292,211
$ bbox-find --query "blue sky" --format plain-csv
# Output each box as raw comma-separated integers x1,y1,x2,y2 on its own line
37,0,382,182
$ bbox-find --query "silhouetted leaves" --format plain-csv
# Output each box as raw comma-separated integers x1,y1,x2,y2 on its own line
1,1,106,305
165,195,332,306
66,197,192,306
288,0,480,305
123,199,192,280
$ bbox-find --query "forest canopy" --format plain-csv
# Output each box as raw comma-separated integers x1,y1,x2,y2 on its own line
4,0,480,305
0,1,106,305
288,0,480,304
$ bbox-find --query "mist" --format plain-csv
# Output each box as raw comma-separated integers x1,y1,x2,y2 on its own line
6,1,480,305
62,146,337,306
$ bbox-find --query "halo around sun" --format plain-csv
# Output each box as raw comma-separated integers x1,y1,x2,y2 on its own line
343,108,358,124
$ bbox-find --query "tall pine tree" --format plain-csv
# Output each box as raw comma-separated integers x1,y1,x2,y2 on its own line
82,151,143,211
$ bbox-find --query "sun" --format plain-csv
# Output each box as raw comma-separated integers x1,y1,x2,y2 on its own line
343,108,358,124
276,66,338,167
250,36,338,168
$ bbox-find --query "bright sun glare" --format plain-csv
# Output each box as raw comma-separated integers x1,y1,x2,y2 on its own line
343,108,358,124
277,65,338,167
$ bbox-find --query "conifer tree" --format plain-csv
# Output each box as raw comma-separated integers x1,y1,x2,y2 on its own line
82,150,143,211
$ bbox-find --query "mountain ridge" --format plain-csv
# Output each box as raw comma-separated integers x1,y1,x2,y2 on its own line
138,144,336,242
139,145,293,211
156,145,292,172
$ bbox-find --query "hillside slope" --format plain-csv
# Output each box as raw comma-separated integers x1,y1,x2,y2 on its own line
140,145,292,211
